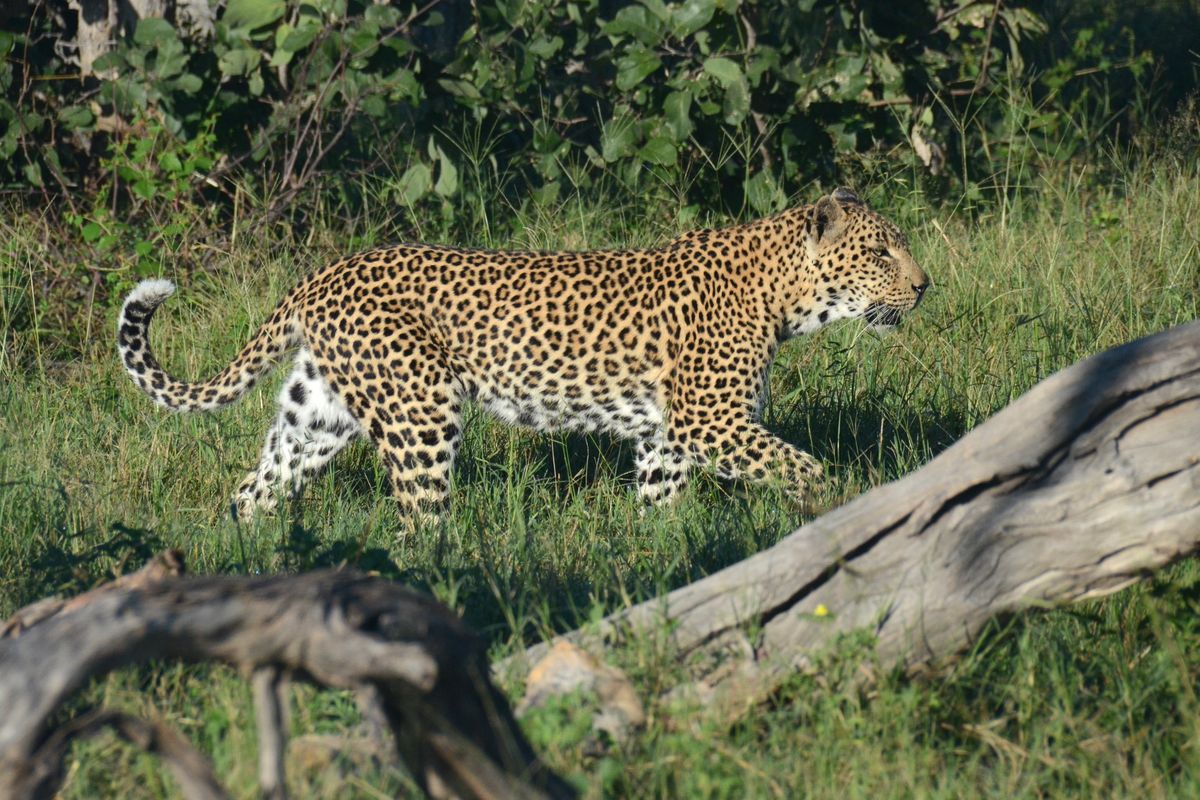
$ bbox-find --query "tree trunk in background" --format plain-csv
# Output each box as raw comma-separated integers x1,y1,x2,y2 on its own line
508,320,1200,715
64,0,213,77
65,0,118,77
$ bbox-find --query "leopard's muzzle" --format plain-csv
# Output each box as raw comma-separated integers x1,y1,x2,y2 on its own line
864,302,905,330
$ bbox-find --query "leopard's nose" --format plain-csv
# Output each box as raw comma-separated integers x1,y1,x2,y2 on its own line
912,280,930,308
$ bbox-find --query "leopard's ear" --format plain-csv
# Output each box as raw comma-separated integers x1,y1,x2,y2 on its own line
813,193,848,245
832,186,862,205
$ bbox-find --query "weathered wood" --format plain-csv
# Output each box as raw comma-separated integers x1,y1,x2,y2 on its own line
252,667,289,800
0,570,574,800
510,320,1200,712
12,710,228,800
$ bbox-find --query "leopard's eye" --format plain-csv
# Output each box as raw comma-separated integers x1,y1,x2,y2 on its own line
872,245,890,259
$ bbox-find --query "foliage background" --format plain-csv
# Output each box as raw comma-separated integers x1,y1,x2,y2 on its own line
2,0,1195,252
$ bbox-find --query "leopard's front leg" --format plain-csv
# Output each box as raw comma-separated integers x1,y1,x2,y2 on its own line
667,340,824,500
679,416,823,498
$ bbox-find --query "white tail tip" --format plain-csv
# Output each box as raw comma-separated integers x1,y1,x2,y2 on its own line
124,279,177,309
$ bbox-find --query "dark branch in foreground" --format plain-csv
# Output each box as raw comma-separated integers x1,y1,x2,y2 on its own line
0,568,574,800
505,320,1200,715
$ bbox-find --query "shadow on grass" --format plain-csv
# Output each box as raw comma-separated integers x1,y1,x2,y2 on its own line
451,430,637,496
257,394,971,645
268,516,600,644
11,396,968,645
332,394,969,509
12,522,166,610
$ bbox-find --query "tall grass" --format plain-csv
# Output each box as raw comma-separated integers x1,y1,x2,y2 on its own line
1,135,1198,797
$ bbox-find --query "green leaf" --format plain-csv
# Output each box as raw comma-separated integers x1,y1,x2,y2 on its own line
348,23,381,58
437,78,482,101
528,36,563,59
281,22,320,53
108,80,148,115
361,94,386,118
153,37,188,79
434,151,459,197
58,105,94,130
134,18,177,46
639,137,677,167
365,3,401,27
670,0,715,38
388,67,420,103
396,163,432,204
745,170,785,214
531,181,560,206
746,46,779,86
134,240,156,257
603,6,663,46
171,73,203,93
640,0,670,22
663,90,693,140
157,151,183,175
722,74,750,125
223,0,285,32
126,46,146,71
826,122,857,151
703,56,742,87
532,119,564,154
81,222,103,242
218,47,262,77
616,49,661,91
92,51,125,74
601,117,640,162
269,23,294,66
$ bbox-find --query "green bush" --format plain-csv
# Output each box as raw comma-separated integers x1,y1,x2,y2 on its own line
5,0,1184,216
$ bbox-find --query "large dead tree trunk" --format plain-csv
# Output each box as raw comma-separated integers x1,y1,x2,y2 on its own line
0,563,574,800
511,319,1200,713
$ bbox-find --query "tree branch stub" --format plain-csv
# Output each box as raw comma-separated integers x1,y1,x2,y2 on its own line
0,571,575,800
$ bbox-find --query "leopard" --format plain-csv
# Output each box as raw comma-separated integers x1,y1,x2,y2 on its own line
116,187,930,521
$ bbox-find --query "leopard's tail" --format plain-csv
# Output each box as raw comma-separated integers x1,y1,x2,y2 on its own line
117,279,303,413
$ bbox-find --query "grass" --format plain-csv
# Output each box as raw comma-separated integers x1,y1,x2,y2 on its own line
1,146,1199,798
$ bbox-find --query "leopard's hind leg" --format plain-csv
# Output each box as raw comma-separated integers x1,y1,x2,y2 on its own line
635,437,690,505
234,349,360,519
309,335,464,521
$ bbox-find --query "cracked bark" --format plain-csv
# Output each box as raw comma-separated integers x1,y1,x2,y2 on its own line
508,320,1200,713
0,569,574,800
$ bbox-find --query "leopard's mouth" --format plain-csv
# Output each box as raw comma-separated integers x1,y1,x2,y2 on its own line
864,302,904,330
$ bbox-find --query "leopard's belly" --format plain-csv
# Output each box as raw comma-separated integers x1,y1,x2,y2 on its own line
473,378,664,439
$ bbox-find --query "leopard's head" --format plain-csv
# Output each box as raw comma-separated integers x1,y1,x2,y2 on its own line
793,187,930,334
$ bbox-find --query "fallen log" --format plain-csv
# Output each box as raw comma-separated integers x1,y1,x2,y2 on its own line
509,319,1200,713
0,567,574,800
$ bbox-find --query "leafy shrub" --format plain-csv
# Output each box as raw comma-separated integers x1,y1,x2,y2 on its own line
6,0,1173,214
